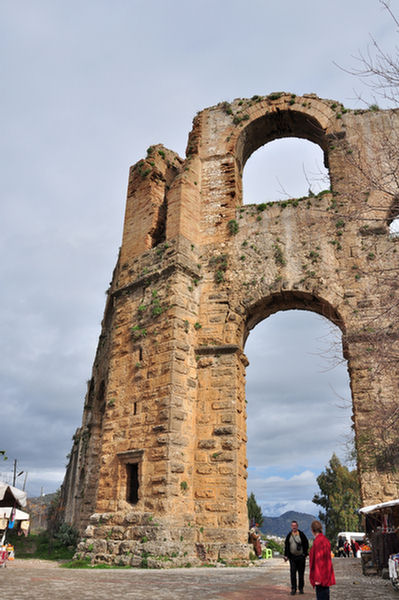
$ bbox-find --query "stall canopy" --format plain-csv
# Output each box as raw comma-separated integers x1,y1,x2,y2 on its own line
359,498,399,571
359,499,399,515
337,531,365,542
0,481,27,508
0,507,29,520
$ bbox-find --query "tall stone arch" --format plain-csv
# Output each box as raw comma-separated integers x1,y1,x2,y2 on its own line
62,94,399,566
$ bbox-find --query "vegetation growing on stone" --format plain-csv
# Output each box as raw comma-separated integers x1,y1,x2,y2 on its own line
272,242,286,266
227,219,239,235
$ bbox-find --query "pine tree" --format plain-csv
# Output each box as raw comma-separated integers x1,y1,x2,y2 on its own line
312,453,361,541
247,491,264,527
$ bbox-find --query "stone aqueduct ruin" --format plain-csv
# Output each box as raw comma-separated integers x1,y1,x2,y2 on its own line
62,93,399,566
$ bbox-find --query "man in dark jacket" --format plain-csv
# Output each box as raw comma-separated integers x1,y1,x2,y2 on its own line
284,520,309,595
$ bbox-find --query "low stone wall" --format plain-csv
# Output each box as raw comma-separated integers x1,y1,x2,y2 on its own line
76,512,251,568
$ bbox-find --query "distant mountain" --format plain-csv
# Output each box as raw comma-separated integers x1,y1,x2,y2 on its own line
259,510,316,539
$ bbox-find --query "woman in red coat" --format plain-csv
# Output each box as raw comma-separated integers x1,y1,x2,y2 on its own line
309,520,336,600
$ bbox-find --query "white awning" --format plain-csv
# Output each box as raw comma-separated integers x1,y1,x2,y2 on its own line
0,507,29,520
337,531,365,538
359,498,399,514
0,481,27,508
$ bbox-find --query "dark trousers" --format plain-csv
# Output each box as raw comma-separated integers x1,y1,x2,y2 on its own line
315,585,330,600
289,555,306,591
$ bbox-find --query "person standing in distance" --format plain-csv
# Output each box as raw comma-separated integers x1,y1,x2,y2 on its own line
309,519,336,600
284,520,309,595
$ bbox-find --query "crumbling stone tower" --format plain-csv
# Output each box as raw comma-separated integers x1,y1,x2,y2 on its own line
62,93,399,566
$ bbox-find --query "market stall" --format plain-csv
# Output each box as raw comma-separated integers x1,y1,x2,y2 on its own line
359,498,399,587
0,481,30,566
0,481,27,509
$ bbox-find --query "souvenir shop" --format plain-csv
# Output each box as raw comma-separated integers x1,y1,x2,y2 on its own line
359,498,399,590
0,481,30,567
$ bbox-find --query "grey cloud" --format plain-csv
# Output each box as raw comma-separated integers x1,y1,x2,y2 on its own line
248,470,320,517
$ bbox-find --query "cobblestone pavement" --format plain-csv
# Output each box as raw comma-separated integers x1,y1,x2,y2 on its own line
1,558,397,600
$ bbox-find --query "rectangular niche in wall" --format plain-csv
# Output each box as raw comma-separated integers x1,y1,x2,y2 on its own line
126,463,139,504
117,449,144,506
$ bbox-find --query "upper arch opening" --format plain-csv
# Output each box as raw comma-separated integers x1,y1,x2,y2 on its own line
236,109,329,175
243,137,330,204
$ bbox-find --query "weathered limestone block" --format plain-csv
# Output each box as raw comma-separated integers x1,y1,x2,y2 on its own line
91,539,107,553
107,540,121,554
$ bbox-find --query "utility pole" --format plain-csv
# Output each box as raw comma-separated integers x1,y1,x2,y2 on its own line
12,459,16,486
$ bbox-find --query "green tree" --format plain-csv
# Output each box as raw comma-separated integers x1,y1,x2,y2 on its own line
0,451,7,460
312,453,361,541
247,491,264,527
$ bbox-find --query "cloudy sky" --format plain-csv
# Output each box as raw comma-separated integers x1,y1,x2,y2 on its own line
1,1,396,516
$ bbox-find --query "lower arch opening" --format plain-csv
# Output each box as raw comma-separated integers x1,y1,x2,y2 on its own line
244,309,353,520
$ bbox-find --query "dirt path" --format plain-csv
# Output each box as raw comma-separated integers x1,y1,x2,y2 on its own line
1,557,397,599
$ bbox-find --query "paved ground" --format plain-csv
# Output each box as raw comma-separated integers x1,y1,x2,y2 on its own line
1,558,397,599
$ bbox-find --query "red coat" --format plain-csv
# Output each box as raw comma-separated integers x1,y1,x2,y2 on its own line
309,533,336,588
